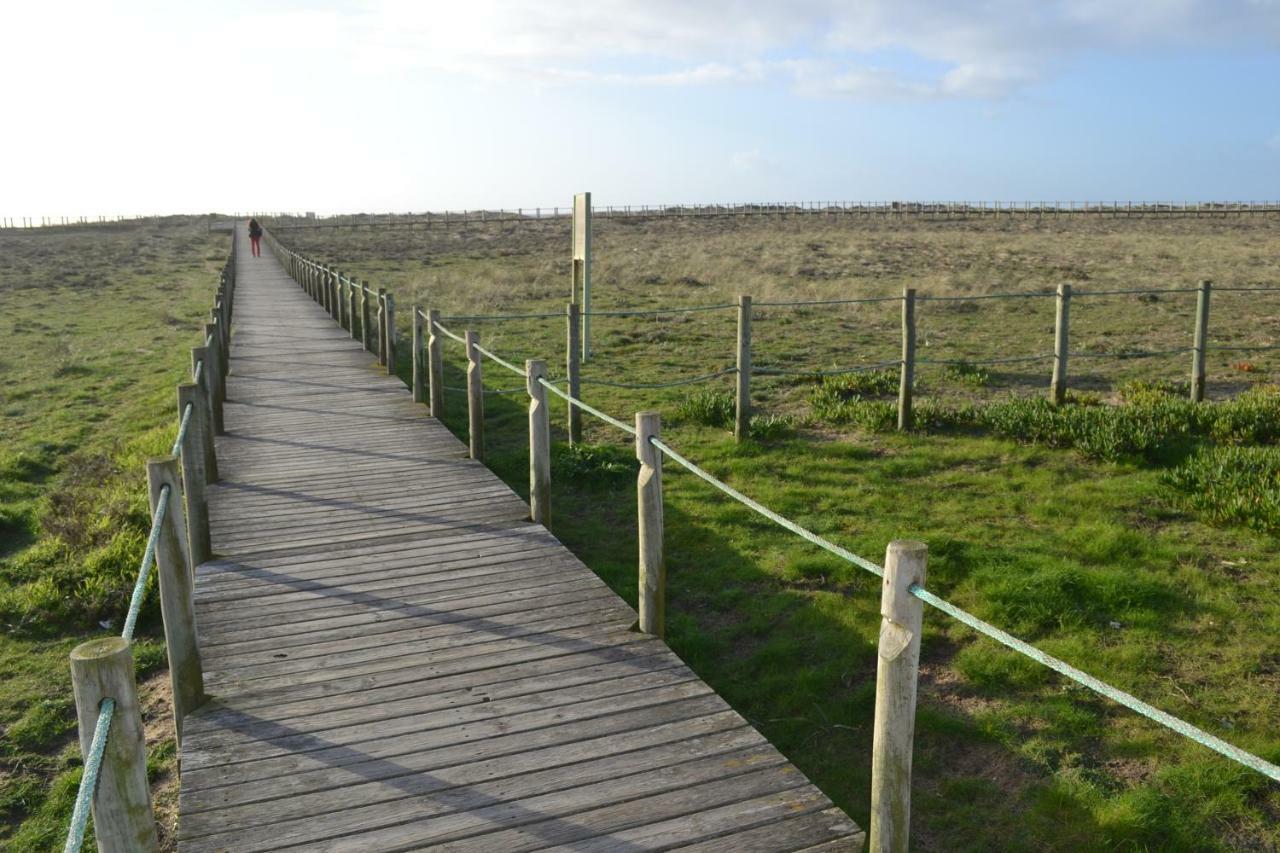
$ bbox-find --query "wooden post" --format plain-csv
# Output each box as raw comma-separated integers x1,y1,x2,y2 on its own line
1050,284,1071,405
69,637,160,852
384,293,397,375
735,294,752,441
427,308,444,418
527,359,551,526
205,321,226,408
566,302,582,443
412,306,426,403
466,330,484,460
348,279,359,339
1191,279,1212,402
573,192,592,361
635,412,664,637
361,283,373,353
869,540,928,853
335,271,347,329
897,289,916,431
376,289,388,366
146,458,205,742
176,384,212,563
192,345,223,436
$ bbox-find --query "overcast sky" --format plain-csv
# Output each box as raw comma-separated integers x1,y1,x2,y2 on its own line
3,0,1279,217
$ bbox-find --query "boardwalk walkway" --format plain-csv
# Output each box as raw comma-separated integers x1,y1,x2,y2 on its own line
176,229,864,851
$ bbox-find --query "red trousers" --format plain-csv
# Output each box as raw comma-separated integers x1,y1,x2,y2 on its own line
250,235,261,256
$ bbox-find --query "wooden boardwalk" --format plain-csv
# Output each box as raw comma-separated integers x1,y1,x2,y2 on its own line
176,229,864,851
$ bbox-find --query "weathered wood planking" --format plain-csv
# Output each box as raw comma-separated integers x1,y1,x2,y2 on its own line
177,230,864,851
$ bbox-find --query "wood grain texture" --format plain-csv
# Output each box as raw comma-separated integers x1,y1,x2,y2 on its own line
177,236,861,851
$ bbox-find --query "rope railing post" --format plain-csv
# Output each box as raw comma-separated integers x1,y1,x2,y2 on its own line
870,540,928,853
735,294,752,442
897,288,916,431
566,302,582,443
376,289,388,366
1191,279,1211,402
635,412,665,637
176,384,211,564
1050,283,1071,405
466,330,484,460
189,369,218,483
412,306,426,403
68,638,159,852
146,460,205,743
384,293,397,374
527,359,551,526
205,321,226,417
192,345,222,436
427,309,444,417
361,282,373,353
348,276,359,339
203,324,226,435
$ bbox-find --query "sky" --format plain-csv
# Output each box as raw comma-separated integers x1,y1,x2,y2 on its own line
2,0,1279,217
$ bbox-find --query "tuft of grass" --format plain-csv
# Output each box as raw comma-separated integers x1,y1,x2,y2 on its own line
748,413,796,441
1165,445,1280,533
550,442,638,484
673,389,735,428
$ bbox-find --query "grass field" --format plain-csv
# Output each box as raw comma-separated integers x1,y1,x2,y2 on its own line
3,214,1278,850
0,218,227,849
276,214,1280,850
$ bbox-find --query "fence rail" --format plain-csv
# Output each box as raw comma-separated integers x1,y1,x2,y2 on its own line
61,240,233,853
267,228,1280,850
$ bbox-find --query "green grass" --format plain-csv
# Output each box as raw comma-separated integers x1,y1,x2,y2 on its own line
0,218,226,847
278,214,1280,850
8,213,1280,849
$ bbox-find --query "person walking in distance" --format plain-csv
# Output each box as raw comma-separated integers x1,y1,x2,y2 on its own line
248,217,263,257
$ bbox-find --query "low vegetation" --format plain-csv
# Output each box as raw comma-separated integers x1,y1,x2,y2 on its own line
0,218,225,848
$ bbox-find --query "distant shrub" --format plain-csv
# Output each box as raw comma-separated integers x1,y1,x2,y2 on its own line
1118,378,1188,403
942,361,990,387
817,370,899,399
674,389,734,428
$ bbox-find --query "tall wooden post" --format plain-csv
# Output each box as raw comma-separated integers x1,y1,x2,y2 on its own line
1050,284,1071,405
869,540,928,853
635,412,665,637
897,289,916,431
384,293,397,375
146,459,205,742
176,385,212,564
412,306,426,403
573,192,592,361
466,330,484,460
566,302,582,443
735,294,752,441
427,308,444,418
69,638,160,852
527,359,551,526
1191,279,1211,402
